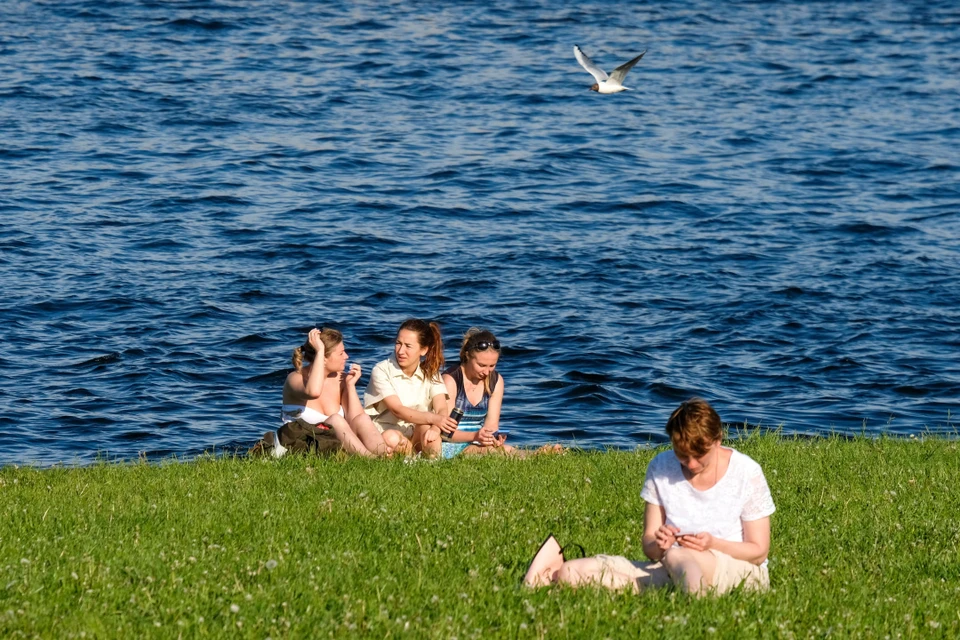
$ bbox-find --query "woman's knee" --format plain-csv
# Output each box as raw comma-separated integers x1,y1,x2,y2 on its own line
555,558,600,586
661,548,714,594
324,414,349,432
351,413,376,430
411,424,439,449
661,547,694,569
383,430,413,455
554,562,576,586
416,426,441,457
421,426,441,445
662,548,693,579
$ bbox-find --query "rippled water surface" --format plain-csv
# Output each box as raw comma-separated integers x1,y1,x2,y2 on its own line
2,0,959,464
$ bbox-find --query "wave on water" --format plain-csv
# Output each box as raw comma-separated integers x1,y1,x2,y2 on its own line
0,0,958,465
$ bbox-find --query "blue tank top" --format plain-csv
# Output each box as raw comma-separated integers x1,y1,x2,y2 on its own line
440,365,500,458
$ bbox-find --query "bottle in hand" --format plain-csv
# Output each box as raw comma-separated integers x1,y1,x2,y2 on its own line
441,407,463,442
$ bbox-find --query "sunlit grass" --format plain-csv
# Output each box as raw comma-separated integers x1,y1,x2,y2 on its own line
1,435,958,638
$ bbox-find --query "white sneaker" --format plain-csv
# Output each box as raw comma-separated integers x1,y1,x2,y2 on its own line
262,431,286,459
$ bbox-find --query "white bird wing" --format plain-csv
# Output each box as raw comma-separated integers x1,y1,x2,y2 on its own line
574,45,608,83
608,50,646,86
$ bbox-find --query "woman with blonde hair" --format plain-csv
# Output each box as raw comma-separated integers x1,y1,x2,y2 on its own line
273,327,395,457
439,328,511,457
363,319,456,456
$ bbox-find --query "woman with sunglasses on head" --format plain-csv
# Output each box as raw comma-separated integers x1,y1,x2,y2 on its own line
440,329,563,458
439,328,513,457
274,327,396,457
363,319,456,457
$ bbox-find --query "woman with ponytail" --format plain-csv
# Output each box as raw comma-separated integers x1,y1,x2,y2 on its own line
363,319,456,457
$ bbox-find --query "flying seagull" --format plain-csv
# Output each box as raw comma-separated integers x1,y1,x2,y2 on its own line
574,45,646,94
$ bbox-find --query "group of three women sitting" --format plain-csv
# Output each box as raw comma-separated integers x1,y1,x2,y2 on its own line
264,319,518,459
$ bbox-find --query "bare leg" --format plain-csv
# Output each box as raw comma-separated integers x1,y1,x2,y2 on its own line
341,381,365,419
461,444,495,456
514,444,564,457
348,413,392,457
462,443,562,458
323,414,374,458
536,443,565,455
661,548,717,597
461,443,514,456
413,424,442,458
382,429,413,457
341,386,391,456
554,558,641,593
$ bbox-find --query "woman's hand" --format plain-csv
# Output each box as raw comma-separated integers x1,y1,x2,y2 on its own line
677,532,714,552
308,329,325,355
342,363,361,386
475,426,497,447
434,413,459,434
654,524,680,552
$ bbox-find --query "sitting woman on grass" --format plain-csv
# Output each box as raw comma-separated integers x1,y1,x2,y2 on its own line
275,328,396,458
523,398,775,596
439,328,510,458
438,328,564,458
441,328,563,458
363,319,457,457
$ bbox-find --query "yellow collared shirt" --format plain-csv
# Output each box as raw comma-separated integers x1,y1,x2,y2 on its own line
363,356,447,431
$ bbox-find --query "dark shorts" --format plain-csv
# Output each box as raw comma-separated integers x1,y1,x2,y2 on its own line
278,418,342,456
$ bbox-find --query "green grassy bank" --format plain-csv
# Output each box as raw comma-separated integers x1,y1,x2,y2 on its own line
2,435,958,638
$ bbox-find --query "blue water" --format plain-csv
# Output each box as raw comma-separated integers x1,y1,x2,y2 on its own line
2,1,959,465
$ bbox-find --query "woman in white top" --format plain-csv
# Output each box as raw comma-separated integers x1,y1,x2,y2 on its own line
364,319,458,457
524,398,775,596
278,328,393,457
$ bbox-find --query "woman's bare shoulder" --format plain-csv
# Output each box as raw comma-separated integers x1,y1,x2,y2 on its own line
283,369,303,389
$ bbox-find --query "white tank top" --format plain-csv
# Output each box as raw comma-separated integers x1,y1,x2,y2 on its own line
281,404,344,426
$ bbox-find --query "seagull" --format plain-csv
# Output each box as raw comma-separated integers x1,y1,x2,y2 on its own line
574,45,646,94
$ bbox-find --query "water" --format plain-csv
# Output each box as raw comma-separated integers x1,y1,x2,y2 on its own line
1,1,958,465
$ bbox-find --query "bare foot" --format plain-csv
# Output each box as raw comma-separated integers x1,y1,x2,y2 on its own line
535,444,565,455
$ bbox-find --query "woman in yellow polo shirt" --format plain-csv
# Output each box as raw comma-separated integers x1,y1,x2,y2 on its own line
364,319,458,456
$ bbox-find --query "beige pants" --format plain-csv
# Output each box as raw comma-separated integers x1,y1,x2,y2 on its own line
596,550,769,595
370,419,414,439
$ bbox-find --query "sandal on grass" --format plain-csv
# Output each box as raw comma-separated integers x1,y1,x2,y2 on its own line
522,534,564,587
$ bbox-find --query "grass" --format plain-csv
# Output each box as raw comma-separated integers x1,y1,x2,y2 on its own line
1,434,958,638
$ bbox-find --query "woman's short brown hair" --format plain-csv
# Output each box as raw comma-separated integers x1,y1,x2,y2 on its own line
665,398,723,458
